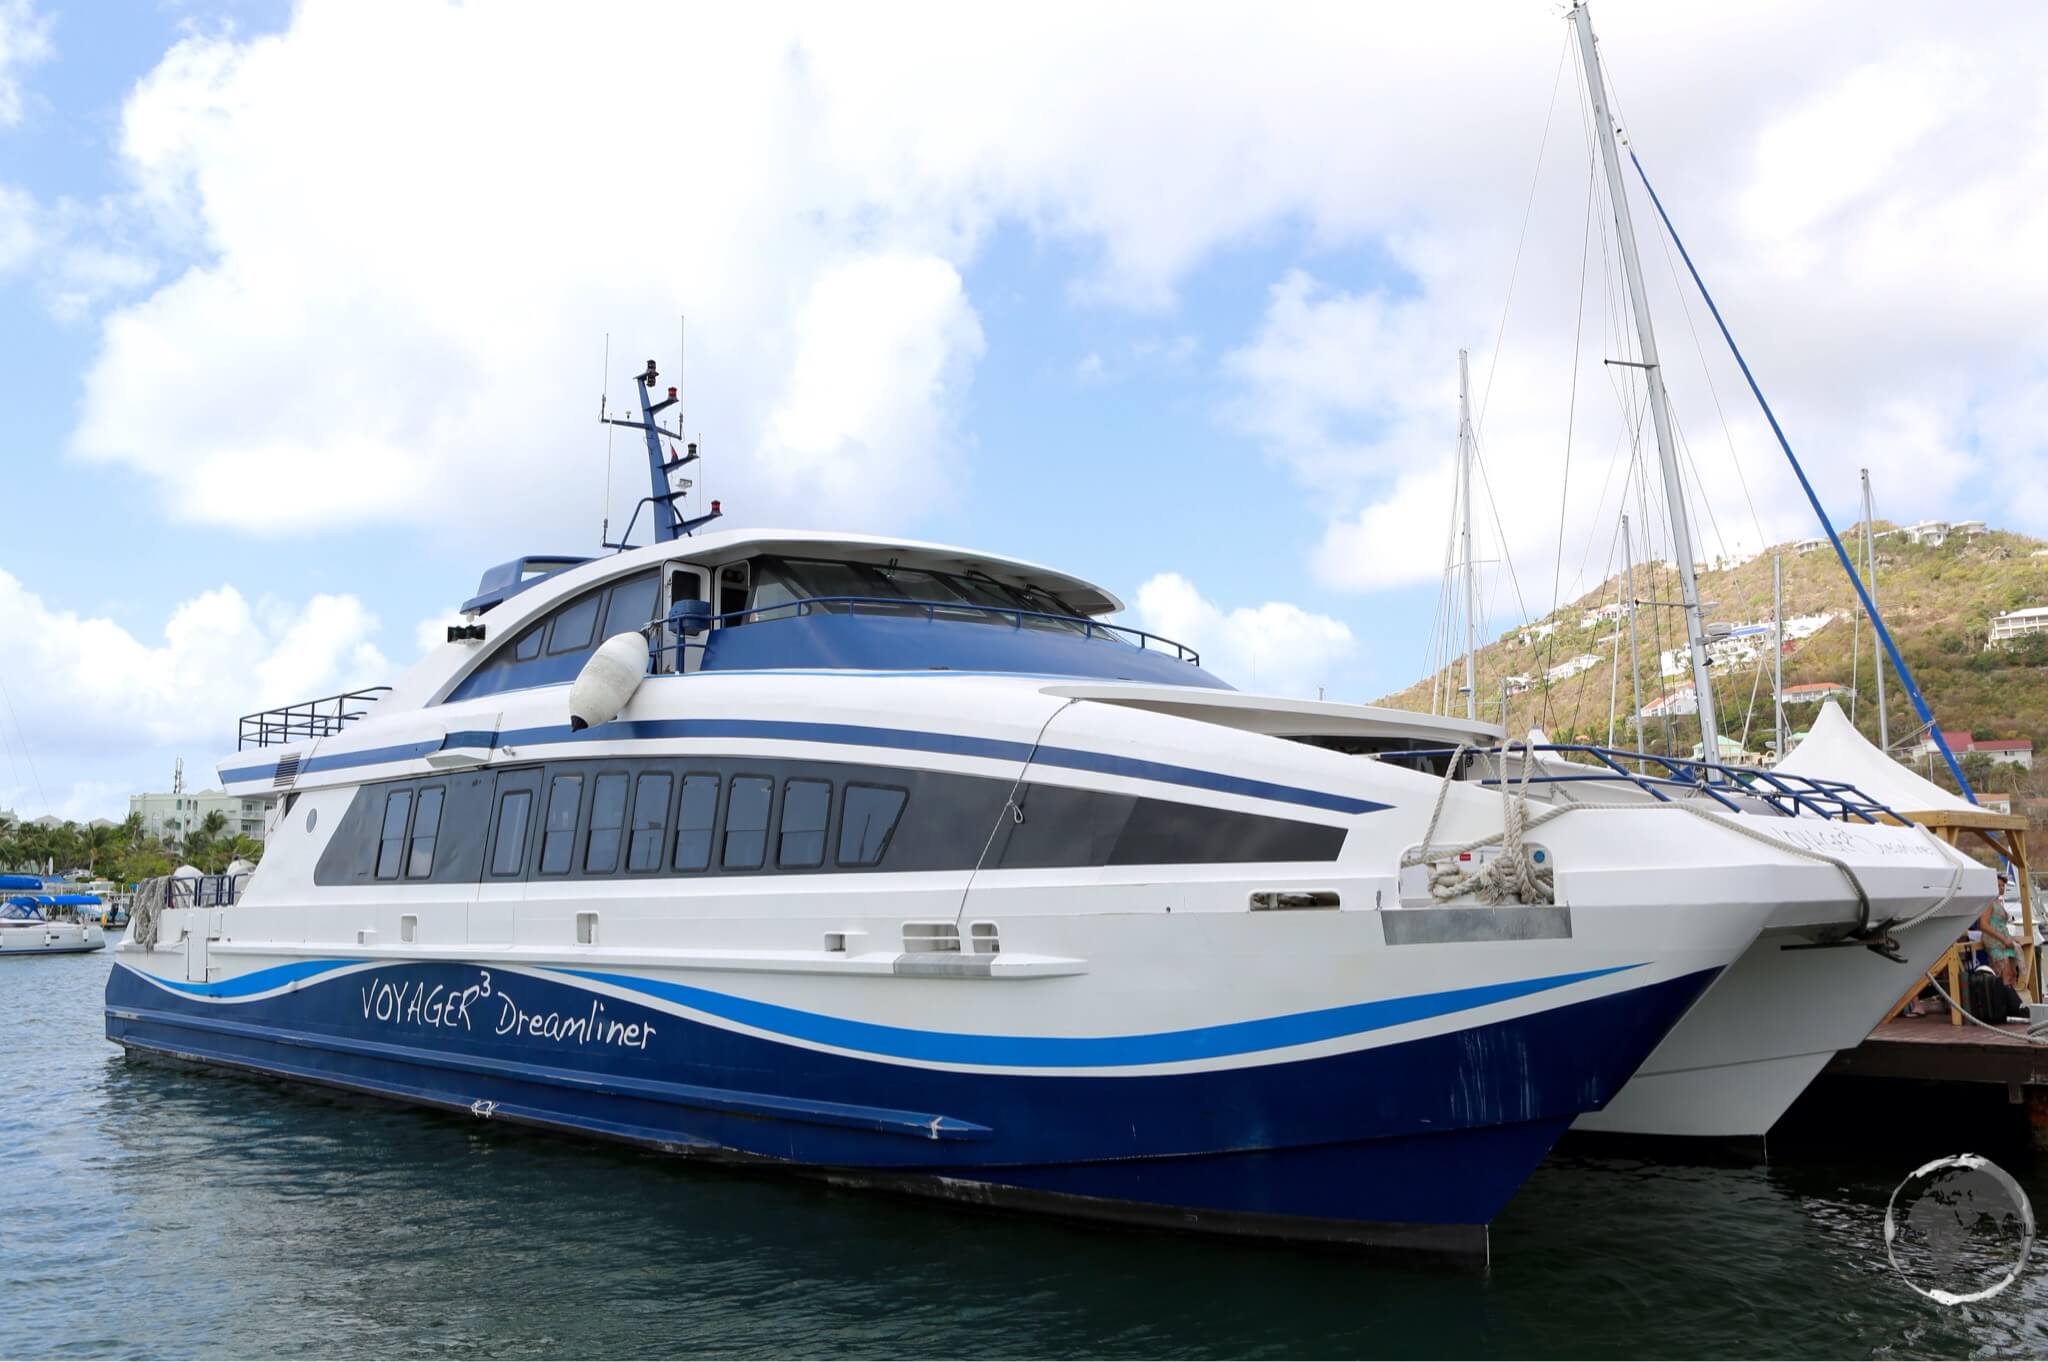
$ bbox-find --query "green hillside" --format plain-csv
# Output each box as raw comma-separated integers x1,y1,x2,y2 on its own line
1376,523,2048,839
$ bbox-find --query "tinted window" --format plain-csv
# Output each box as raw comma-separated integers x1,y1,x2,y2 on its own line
512,626,542,662
838,784,907,867
489,790,532,877
539,774,583,874
602,571,659,638
585,773,628,873
779,779,831,868
723,776,771,869
375,789,412,880
548,593,602,655
674,774,719,871
406,786,444,878
627,772,671,872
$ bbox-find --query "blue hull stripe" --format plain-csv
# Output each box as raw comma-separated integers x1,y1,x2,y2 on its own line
147,957,369,997
552,963,1640,1067
134,958,1638,1068
220,717,1389,817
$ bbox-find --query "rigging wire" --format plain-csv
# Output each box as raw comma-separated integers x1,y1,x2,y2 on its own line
1539,151,1599,733
1474,31,1573,438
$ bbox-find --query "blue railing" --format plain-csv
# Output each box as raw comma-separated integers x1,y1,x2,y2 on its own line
1383,743,1904,825
652,596,1200,667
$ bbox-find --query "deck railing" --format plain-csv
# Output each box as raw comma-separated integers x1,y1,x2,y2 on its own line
168,872,251,908
1382,743,1904,824
237,687,392,750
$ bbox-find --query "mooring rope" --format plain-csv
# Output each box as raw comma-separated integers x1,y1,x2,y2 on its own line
126,876,170,952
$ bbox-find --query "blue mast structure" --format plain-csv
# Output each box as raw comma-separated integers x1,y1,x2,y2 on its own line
1626,149,1976,801
602,358,721,547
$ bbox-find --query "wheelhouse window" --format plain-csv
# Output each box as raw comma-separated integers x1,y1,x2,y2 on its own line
374,789,412,880
673,774,719,872
778,779,830,868
733,555,1087,631
489,790,532,877
547,593,601,655
584,773,628,874
602,570,659,639
722,776,772,870
627,772,671,871
406,786,444,879
838,784,907,867
539,774,583,875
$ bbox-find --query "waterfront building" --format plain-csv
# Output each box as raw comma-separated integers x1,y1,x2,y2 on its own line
127,788,272,844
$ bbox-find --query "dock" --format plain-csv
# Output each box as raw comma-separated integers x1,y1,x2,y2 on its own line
1827,1014,2048,1148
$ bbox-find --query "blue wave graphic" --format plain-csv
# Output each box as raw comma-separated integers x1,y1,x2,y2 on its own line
559,964,1642,1068
138,958,368,998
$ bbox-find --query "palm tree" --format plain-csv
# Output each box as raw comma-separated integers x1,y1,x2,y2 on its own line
85,823,123,877
186,810,232,872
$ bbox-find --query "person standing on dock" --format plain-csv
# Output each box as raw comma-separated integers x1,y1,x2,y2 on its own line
1981,873,2022,992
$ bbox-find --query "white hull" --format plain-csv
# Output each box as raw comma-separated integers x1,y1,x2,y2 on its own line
1573,911,1969,1139
1,920,106,955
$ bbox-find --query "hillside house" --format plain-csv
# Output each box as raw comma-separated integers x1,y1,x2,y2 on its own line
1640,685,1699,719
1909,730,2035,770
1545,653,1602,684
1579,602,1626,628
1781,681,1849,706
1990,607,2048,647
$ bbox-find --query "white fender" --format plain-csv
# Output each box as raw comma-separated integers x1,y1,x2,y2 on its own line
569,632,650,732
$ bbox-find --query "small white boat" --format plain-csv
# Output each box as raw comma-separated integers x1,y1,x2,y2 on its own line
1,876,107,956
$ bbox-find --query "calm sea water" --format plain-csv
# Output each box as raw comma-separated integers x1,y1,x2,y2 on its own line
8,950,2047,1359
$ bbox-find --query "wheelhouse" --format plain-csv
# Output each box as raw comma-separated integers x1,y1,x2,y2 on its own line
437,531,1223,702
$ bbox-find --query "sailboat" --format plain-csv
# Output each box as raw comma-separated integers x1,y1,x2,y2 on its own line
1425,2,1990,1143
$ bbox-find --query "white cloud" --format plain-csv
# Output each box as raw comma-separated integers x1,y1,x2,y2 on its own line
45,245,157,322
1131,572,1353,699
49,0,2048,605
413,610,467,658
0,570,387,816
0,181,33,270
0,0,51,128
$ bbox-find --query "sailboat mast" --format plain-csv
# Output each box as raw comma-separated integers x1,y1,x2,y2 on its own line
1458,348,1479,722
1570,2,1720,760
1623,511,1645,765
1861,468,1889,751
1773,553,1785,756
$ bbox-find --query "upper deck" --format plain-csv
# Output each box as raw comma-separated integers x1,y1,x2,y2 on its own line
235,528,1220,751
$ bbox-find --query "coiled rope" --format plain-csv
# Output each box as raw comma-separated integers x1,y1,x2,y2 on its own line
127,876,169,952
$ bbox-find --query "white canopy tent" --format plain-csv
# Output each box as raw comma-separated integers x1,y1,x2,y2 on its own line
1782,699,2035,1013
1778,699,1978,816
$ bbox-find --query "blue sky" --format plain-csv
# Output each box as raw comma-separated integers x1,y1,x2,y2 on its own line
2,1,2044,820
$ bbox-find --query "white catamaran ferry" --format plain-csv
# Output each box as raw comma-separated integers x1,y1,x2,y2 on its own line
103,346,1987,1256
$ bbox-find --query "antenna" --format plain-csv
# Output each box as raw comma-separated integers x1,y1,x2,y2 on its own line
598,347,723,549
599,333,613,545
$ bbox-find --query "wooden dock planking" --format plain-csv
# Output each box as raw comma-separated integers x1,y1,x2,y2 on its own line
1829,1015,2048,1087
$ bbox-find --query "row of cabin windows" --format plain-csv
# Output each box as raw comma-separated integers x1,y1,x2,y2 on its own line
375,769,911,881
